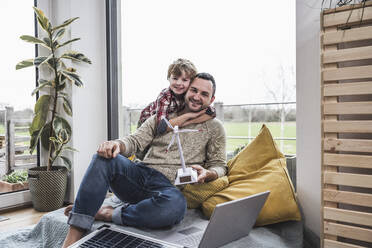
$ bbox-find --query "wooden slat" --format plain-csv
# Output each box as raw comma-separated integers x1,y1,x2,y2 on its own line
323,65,372,81
13,163,37,169
324,138,372,153
324,207,372,227
324,102,372,115
323,120,372,133
324,189,372,207
324,222,372,243
15,146,29,152
14,127,29,133
324,172,372,188
324,82,372,96
15,154,37,161
324,153,372,169
324,239,365,248
323,1,372,14
323,46,372,64
323,26,372,45
323,6,372,27
13,119,32,126
14,136,30,143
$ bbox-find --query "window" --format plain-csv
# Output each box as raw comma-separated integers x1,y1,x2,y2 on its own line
0,0,37,206
110,0,296,154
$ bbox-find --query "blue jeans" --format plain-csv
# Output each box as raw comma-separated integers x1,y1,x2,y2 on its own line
67,154,186,230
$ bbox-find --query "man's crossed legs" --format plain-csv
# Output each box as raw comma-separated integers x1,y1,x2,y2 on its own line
63,154,186,247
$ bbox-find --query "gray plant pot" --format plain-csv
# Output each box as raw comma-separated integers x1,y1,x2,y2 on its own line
28,166,68,212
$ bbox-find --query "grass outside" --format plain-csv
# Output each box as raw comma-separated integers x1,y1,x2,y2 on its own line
131,121,296,155
0,123,32,155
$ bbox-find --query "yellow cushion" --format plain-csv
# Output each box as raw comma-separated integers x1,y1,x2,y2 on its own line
182,176,229,209
202,125,301,226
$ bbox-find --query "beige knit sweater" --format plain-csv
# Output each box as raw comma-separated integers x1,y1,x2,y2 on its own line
118,114,227,183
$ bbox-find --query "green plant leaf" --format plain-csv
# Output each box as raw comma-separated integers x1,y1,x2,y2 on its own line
29,126,44,154
52,17,79,32
60,156,72,170
20,35,51,50
33,56,48,67
61,51,92,64
31,79,53,96
34,95,51,114
61,70,83,87
62,96,72,116
57,38,80,49
33,7,51,32
63,146,78,152
40,122,52,150
53,116,72,143
53,28,65,41
16,59,34,70
29,95,51,134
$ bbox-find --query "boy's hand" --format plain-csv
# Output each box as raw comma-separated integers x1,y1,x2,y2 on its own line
191,165,218,183
97,141,121,159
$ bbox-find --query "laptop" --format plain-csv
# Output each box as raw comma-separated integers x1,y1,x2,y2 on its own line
69,191,270,248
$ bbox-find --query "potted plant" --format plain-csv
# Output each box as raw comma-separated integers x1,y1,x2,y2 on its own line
16,7,91,211
0,170,29,193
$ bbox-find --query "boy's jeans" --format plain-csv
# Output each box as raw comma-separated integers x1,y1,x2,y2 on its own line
67,154,187,230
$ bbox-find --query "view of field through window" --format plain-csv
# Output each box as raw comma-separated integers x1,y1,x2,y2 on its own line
119,0,296,155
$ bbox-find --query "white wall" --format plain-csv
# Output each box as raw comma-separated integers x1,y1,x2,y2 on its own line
296,0,322,237
40,0,108,200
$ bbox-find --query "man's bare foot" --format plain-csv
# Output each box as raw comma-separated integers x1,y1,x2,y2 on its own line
62,226,85,248
95,205,114,222
64,204,73,217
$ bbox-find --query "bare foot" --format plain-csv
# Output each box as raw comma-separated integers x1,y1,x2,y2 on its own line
62,226,85,248
95,205,114,222
64,204,73,217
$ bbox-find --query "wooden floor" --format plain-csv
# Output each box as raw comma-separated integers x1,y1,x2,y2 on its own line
0,205,49,232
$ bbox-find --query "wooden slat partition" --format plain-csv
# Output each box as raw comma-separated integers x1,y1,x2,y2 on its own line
323,120,372,133
324,189,372,207
324,222,372,243
324,239,365,248
324,82,372,96
324,101,372,115
323,46,372,64
324,153,372,168
324,207,372,227
323,65,372,81
323,26,372,45
321,3,372,247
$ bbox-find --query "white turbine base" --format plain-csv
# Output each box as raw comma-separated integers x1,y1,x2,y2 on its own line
174,167,198,185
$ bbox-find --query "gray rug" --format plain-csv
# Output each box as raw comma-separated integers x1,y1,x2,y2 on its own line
0,197,303,248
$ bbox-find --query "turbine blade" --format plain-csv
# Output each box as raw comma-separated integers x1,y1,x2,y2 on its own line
178,129,200,133
161,116,174,129
166,134,176,152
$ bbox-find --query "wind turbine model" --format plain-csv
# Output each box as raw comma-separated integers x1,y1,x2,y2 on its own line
162,116,200,185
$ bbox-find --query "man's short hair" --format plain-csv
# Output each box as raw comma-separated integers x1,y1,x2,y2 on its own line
167,58,197,80
192,72,216,97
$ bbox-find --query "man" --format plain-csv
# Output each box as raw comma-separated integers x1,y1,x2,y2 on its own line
62,73,227,247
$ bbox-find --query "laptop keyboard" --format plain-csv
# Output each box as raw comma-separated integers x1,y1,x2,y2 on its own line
78,229,165,248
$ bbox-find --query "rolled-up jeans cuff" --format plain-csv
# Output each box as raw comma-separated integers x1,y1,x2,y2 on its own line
67,212,95,230
112,206,123,225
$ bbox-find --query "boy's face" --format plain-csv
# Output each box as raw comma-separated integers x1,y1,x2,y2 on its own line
169,71,191,95
184,77,215,112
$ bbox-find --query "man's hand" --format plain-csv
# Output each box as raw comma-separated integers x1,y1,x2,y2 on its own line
97,140,121,159
191,165,218,183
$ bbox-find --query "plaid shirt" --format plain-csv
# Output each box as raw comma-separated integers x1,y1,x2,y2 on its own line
138,87,217,129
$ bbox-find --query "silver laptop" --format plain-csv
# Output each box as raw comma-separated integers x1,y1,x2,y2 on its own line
69,191,270,248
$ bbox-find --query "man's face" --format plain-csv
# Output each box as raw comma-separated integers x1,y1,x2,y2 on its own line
184,77,215,112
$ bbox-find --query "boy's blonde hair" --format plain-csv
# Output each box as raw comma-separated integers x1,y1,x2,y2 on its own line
167,58,197,80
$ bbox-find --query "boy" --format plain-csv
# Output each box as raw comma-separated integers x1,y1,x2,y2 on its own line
138,58,216,134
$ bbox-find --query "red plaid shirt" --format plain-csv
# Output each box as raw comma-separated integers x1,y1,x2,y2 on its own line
138,88,184,128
